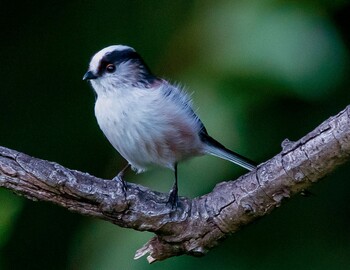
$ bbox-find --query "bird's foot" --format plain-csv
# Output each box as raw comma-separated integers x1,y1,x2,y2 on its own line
112,172,128,194
167,187,178,209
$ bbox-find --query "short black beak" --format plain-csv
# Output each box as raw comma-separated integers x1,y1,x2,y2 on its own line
83,71,98,81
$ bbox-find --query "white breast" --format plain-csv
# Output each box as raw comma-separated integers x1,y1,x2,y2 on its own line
94,84,204,173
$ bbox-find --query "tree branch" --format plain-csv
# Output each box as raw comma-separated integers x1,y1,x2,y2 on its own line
1,105,350,263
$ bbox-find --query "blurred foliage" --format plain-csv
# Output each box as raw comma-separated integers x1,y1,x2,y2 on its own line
0,0,350,269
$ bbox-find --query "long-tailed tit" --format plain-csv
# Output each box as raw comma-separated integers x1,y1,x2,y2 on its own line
83,45,256,207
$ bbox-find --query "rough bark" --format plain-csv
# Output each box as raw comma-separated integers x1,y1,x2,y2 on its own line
1,105,350,263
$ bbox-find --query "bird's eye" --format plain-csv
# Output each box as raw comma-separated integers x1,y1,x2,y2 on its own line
106,64,116,73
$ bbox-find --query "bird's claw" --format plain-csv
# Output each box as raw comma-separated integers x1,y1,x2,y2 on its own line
167,187,178,209
112,173,128,194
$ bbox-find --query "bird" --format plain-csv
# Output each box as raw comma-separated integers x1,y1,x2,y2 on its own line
83,45,256,208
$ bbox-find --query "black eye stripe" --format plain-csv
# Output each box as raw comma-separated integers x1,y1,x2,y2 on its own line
97,49,141,76
104,49,140,64
95,47,157,84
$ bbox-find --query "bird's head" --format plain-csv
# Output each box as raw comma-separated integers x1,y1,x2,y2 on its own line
83,45,157,94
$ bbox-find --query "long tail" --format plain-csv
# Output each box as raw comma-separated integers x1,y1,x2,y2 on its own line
201,134,257,171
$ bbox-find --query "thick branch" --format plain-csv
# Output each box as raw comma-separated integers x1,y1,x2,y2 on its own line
1,105,350,263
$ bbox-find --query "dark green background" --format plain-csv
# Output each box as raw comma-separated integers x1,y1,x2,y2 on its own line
1,1,349,269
